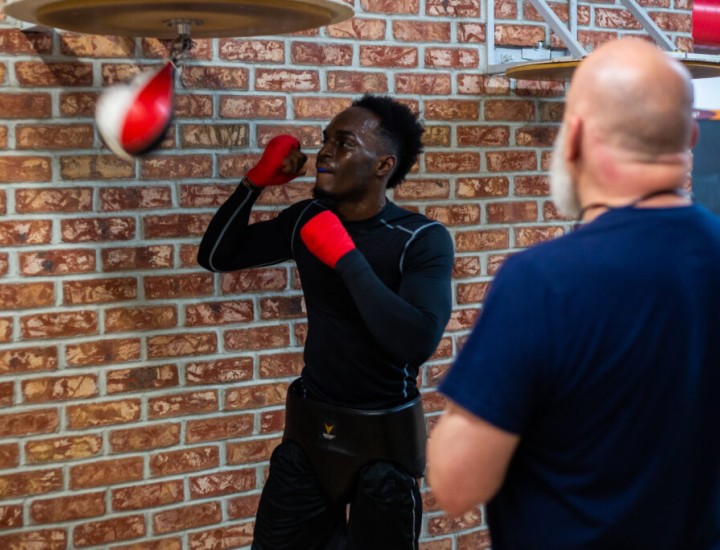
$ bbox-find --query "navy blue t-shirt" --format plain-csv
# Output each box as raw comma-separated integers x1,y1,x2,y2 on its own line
441,205,720,549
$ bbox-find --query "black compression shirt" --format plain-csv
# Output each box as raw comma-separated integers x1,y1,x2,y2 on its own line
197,183,454,409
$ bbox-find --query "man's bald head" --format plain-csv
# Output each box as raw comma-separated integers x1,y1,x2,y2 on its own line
566,38,695,157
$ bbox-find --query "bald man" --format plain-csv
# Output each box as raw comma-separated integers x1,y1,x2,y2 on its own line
428,38,720,548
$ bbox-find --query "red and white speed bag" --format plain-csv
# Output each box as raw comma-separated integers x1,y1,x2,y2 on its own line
95,61,175,161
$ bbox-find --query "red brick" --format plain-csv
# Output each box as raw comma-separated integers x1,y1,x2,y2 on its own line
22,374,97,403
361,0,419,13
21,310,98,339
112,480,184,511
186,358,254,385
486,150,537,172
61,217,135,242
326,71,388,93
180,66,249,89
0,29,52,54
0,504,22,529
111,537,182,550
514,79,565,98
107,364,179,394
190,468,255,500
227,437,282,465
20,248,96,276
219,39,285,62
180,124,249,149
25,434,102,463
458,22,487,43
293,42,353,66
487,201,539,224
484,99,535,121
0,319,9,343
327,16,384,39
150,446,220,476
0,346,57,375
457,282,491,304
144,273,214,299
186,413,253,443
74,514,145,547
225,382,288,410
0,93,51,118
255,68,320,92
175,94,213,118
261,409,285,434
455,229,510,252
224,325,290,351
99,186,172,211
425,152,480,173
67,399,141,429
457,125,510,147
423,126,451,147
220,95,286,119
540,101,565,122
147,332,217,358
188,522,254,550
575,30,619,51
66,338,141,366
360,45,418,67
228,494,262,519
148,390,218,419
110,423,181,453
63,277,136,305
0,382,12,407
0,408,58,437
650,11,691,32
102,245,173,272
458,528,492,549
515,125,559,147
104,305,177,333
425,47,479,68
488,253,511,275
71,456,144,489
60,91,99,117
515,226,565,247
0,156,51,182
394,20,450,41
515,175,550,196
221,268,288,293
31,491,105,523
0,282,54,309
16,61,92,86
396,73,452,95
259,295,305,320
426,0,480,16
0,469,62,498
16,124,94,149
143,214,208,239
494,24,545,47
393,179,450,200
258,352,303,378
142,37,212,60
60,34,134,57
0,529,66,550
0,444,19,469
154,502,221,534
426,204,480,226
140,155,212,179
60,154,134,180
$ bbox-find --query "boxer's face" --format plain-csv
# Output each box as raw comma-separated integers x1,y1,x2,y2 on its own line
314,107,391,203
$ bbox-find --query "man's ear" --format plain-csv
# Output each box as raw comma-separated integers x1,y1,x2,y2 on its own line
566,116,583,162
377,155,396,178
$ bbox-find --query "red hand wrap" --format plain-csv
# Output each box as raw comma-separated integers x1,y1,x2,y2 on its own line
300,210,356,268
246,135,301,187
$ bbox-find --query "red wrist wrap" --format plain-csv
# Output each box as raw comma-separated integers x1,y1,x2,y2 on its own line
246,135,300,187
300,210,356,268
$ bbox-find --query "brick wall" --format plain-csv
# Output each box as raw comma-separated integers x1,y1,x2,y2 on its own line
0,0,691,548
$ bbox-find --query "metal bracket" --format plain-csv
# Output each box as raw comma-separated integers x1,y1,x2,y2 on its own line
617,0,676,51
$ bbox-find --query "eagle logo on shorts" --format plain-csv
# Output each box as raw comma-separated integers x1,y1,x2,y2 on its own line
322,421,336,440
